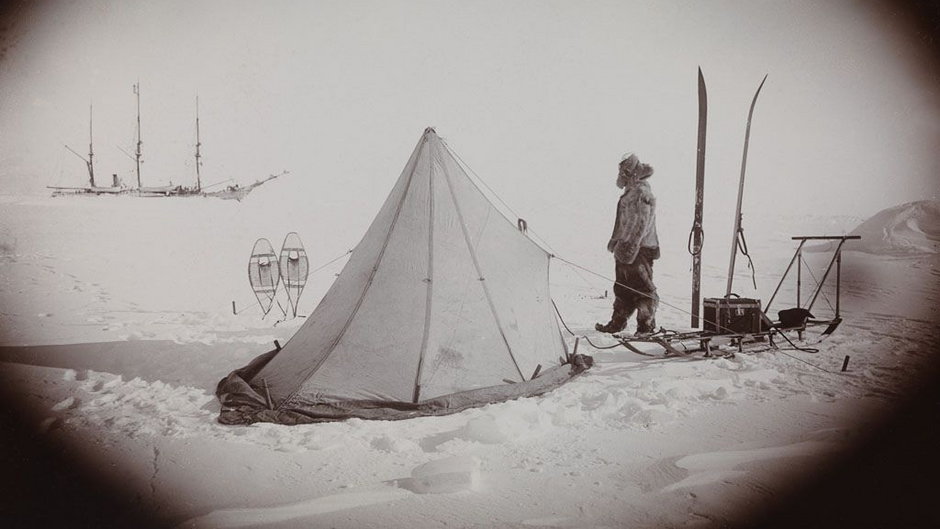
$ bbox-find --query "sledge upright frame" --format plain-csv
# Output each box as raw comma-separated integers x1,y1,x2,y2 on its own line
764,235,861,338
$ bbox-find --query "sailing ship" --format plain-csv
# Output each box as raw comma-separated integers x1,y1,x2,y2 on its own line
49,83,285,200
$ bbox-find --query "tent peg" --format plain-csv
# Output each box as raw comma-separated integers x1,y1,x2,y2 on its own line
531,364,542,379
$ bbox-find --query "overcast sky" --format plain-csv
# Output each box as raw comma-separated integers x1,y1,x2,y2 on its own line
0,0,938,222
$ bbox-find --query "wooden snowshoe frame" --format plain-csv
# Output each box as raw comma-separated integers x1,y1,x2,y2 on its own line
616,235,860,357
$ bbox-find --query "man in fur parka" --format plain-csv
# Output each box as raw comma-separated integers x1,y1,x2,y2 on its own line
595,153,660,335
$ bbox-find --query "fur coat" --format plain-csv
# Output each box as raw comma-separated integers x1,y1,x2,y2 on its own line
607,179,659,264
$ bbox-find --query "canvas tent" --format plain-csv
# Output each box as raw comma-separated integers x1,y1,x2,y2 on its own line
217,128,590,424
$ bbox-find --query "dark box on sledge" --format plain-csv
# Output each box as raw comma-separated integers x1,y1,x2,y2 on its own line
703,297,763,334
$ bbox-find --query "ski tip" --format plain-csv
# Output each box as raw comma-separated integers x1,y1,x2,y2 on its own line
752,74,769,102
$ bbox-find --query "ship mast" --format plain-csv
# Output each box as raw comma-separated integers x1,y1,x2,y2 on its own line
64,102,96,188
134,82,142,189
195,96,202,192
87,103,95,187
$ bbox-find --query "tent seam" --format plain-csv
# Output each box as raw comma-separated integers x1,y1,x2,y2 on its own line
412,140,435,403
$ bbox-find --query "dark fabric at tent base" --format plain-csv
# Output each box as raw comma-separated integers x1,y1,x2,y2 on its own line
217,352,592,424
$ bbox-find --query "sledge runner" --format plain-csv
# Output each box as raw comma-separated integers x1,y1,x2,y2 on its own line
596,153,660,336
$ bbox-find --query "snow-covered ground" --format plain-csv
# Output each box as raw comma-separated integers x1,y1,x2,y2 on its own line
1,192,938,528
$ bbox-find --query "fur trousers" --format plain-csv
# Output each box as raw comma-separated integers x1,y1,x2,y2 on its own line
599,249,659,334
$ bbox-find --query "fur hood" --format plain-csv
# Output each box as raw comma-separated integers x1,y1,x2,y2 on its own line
617,153,654,189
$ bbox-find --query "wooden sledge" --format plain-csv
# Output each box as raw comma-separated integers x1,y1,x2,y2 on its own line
615,235,858,359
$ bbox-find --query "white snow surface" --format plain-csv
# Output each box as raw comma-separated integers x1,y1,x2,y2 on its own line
0,193,938,528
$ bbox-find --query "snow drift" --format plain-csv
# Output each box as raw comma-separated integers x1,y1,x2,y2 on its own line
810,200,940,256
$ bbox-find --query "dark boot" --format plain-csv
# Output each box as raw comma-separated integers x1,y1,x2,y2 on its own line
595,321,624,334
597,288,634,334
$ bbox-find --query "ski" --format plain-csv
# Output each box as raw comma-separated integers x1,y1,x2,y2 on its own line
689,67,707,328
724,74,768,297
